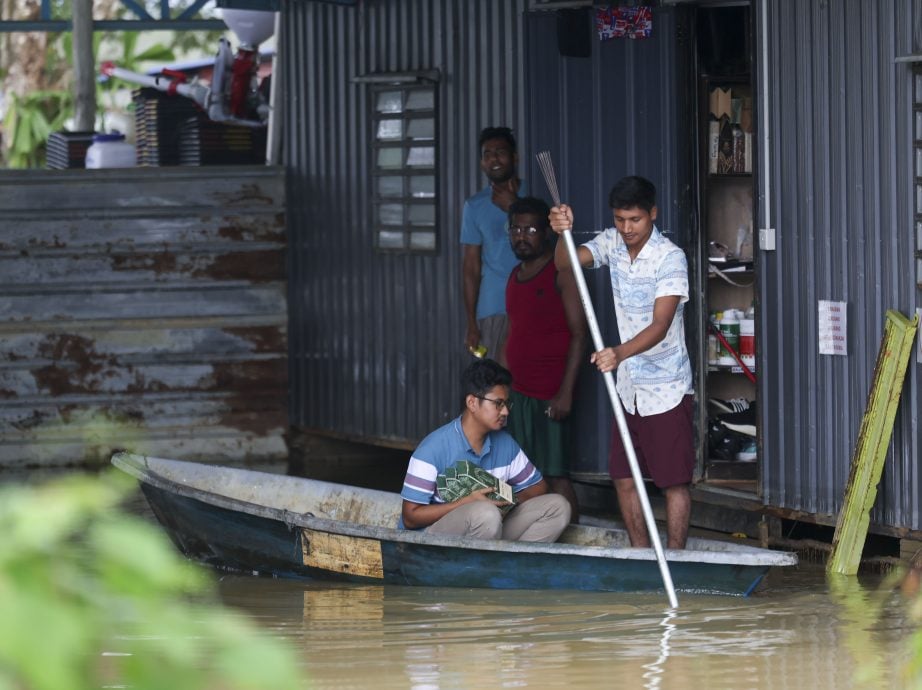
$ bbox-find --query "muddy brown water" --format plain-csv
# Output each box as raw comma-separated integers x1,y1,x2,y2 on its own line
5,463,919,689
211,559,917,689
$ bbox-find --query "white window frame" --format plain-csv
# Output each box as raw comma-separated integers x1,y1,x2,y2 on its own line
369,79,439,253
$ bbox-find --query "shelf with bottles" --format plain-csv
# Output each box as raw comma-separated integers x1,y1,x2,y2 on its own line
706,305,756,376
705,81,754,177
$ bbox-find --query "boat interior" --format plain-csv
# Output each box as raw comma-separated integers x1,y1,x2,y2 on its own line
114,452,797,560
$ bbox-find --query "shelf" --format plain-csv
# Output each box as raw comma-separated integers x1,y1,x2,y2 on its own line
700,74,751,84
709,271,753,279
698,5,758,472
708,260,753,276
708,365,756,375
708,172,752,179
705,459,758,481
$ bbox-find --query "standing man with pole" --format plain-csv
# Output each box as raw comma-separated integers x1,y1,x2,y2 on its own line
549,176,694,551
461,127,525,359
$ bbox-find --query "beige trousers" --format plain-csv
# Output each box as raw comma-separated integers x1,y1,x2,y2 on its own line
426,494,570,543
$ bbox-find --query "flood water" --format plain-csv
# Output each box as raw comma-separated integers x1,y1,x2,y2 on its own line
5,465,919,689
215,564,918,690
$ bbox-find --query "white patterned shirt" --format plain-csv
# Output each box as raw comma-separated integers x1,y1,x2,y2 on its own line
582,225,693,416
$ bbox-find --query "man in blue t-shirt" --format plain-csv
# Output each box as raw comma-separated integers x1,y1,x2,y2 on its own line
400,359,570,541
461,126,525,360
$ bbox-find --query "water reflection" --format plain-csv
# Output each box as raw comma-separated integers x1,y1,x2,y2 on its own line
215,567,918,690
828,573,911,690
641,610,677,689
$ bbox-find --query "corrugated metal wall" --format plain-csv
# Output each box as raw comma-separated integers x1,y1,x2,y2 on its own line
0,167,287,468
759,0,922,528
284,0,531,445
283,0,922,532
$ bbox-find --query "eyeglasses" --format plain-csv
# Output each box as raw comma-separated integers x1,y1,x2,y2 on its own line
475,395,513,411
508,225,541,237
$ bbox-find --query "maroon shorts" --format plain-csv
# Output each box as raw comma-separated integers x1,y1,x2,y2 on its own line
608,395,695,488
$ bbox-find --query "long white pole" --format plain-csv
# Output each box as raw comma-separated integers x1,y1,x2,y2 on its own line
561,229,679,609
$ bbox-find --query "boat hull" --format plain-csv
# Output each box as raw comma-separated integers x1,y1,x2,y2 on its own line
143,483,771,596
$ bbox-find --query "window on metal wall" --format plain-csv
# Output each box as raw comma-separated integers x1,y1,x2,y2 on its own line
916,64,922,288
371,84,438,252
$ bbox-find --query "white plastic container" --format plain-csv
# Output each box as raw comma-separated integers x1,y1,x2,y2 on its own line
85,132,136,169
718,309,740,367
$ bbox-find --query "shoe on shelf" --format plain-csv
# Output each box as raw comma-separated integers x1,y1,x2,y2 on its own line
708,419,745,462
708,397,750,414
719,404,756,437
735,439,757,462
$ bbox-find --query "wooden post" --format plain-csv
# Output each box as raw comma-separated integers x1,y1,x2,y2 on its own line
71,0,96,132
827,309,919,575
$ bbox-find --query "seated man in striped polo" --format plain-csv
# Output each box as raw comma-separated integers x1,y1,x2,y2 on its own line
399,359,571,541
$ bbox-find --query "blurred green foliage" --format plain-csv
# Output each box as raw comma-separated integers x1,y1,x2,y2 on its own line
0,470,306,690
2,89,74,168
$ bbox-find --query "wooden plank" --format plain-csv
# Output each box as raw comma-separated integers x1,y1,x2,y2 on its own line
0,166,285,212
2,284,286,323
828,309,919,575
0,249,285,285
0,213,285,252
300,529,385,579
0,325,287,363
0,355,286,398
0,434,288,467
0,168,287,468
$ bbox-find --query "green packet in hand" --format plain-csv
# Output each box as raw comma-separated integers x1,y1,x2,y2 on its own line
436,460,516,514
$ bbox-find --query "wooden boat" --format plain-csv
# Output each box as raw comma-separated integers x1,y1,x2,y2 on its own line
113,452,797,597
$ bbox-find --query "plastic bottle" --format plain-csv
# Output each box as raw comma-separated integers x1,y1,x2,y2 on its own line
740,316,755,371
718,309,740,367
85,132,136,169
707,312,719,366
468,344,487,359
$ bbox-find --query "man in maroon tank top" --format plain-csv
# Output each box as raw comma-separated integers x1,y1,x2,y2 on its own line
498,197,587,521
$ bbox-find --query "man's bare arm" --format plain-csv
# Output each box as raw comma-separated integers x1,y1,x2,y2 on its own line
462,244,483,349
547,269,588,420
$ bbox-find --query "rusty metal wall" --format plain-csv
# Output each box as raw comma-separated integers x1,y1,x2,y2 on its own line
0,166,287,468
759,0,922,529
284,0,531,446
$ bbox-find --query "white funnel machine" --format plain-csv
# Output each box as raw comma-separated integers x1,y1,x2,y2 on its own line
221,8,276,48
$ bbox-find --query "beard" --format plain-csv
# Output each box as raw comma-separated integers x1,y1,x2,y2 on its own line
486,167,514,184
513,243,537,260
513,239,552,261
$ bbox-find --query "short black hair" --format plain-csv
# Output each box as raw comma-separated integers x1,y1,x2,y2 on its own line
478,126,516,153
608,175,657,213
461,358,512,399
508,196,551,225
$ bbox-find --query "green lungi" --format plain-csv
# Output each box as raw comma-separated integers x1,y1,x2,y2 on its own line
506,389,571,478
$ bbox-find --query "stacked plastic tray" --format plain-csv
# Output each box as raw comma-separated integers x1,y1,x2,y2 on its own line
46,131,96,169
132,87,200,166
177,115,267,166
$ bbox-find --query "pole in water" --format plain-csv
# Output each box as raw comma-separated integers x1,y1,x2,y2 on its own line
536,150,679,609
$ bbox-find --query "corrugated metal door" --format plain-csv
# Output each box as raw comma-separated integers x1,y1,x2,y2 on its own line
0,166,287,468
524,6,696,478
